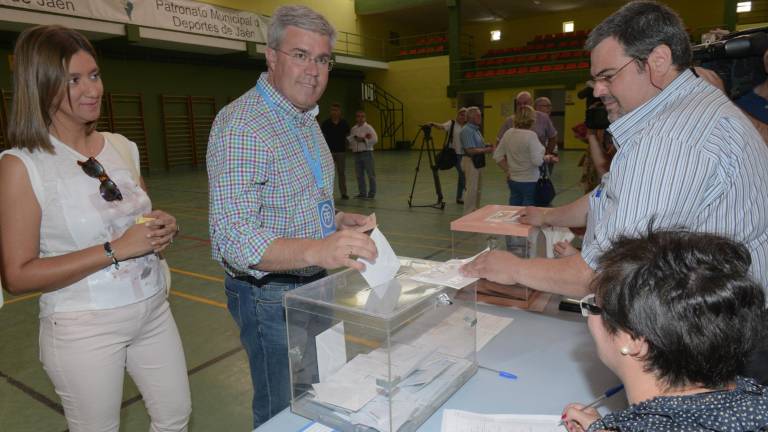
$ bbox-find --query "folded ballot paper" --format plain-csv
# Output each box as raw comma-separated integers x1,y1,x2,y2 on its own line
408,249,488,289
356,227,401,289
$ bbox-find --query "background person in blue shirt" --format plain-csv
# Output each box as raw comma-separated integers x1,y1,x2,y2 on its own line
459,106,494,214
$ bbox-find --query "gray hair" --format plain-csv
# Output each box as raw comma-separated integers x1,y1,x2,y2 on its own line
268,5,337,49
585,1,691,71
466,106,481,117
534,97,551,106
515,91,532,102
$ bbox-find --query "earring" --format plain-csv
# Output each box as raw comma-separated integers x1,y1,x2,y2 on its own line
620,346,630,356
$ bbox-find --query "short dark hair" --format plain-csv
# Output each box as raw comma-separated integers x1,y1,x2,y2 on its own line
330,102,341,109
585,1,692,70
593,229,766,389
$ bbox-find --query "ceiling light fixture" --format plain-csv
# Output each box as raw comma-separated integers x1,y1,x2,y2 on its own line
737,1,752,13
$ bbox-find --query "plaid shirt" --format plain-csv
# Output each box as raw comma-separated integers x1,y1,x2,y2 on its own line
207,73,335,278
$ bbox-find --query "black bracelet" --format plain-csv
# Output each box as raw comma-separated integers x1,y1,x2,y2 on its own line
103,242,120,270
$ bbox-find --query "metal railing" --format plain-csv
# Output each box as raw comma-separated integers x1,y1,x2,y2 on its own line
362,82,405,150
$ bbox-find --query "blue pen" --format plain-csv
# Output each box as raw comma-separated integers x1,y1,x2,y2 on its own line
560,384,624,426
477,364,518,380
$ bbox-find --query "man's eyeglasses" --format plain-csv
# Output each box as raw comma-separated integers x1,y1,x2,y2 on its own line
275,48,335,71
78,157,123,202
592,57,637,86
579,293,603,317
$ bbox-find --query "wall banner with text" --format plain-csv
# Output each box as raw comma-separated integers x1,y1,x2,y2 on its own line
0,0,268,43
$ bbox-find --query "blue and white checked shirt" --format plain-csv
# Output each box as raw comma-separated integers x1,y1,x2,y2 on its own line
582,69,768,289
207,73,335,278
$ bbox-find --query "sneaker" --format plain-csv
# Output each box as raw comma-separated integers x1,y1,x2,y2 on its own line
341,194,349,200
367,194,375,199
456,199,464,204
354,194,366,199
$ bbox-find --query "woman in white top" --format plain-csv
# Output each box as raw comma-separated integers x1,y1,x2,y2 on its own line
0,25,191,431
493,105,555,206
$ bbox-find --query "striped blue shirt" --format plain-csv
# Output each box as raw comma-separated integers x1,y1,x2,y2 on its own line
207,73,334,278
582,69,768,289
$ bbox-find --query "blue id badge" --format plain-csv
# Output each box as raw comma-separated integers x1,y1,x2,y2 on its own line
317,199,336,238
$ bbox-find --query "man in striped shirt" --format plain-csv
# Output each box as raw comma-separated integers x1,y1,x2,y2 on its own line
207,6,377,428
463,0,768,378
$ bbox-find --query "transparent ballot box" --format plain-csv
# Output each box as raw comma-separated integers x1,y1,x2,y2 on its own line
284,258,478,432
450,205,547,308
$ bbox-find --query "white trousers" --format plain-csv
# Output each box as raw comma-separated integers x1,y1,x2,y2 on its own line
39,291,191,432
461,156,482,215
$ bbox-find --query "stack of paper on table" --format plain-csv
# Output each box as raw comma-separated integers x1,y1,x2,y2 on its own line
441,410,565,432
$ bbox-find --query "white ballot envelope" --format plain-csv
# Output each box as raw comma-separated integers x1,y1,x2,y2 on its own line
357,227,400,289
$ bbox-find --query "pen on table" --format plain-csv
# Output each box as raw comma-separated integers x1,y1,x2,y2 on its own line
477,364,517,380
559,384,624,426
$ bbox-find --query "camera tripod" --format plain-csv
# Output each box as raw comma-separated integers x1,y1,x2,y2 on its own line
407,125,445,210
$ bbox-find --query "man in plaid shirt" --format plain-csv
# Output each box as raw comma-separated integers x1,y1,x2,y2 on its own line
207,5,377,428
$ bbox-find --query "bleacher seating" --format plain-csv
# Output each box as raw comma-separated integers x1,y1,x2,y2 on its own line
397,35,448,58
463,30,592,81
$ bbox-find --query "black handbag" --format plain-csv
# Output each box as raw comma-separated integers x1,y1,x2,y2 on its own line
436,121,457,170
437,147,457,170
471,153,486,169
534,164,556,206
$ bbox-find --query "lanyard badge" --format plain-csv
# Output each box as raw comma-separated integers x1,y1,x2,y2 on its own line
318,199,336,237
256,83,336,237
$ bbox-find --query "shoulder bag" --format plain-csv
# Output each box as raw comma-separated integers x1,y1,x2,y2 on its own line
436,121,458,170
534,163,556,207
471,152,486,169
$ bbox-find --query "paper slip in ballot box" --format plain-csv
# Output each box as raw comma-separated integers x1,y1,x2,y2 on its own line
450,205,547,309
284,258,477,432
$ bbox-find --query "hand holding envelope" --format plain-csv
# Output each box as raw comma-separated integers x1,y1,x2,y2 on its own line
346,214,399,290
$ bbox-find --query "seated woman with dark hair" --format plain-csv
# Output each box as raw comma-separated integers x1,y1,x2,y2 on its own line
563,230,768,432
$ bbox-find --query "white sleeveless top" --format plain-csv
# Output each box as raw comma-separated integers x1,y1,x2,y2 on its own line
0,133,163,317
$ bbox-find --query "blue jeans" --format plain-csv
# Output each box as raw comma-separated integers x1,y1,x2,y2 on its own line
224,275,296,429
508,180,537,206
506,180,537,251
354,151,376,197
455,157,465,201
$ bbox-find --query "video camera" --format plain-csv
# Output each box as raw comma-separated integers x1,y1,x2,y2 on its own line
693,27,768,99
577,86,610,130
419,123,433,139
576,27,768,130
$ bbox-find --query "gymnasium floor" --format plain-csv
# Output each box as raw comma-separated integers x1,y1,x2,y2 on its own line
0,149,586,432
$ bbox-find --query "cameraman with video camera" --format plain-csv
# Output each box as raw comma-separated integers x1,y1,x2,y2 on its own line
695,28,768,144
575,84,616,193
735,49,768,143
